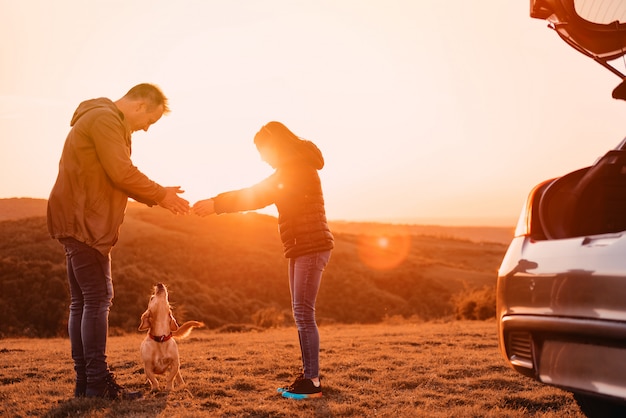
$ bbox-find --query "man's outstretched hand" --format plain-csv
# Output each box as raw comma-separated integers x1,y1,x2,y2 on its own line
158,186,190,215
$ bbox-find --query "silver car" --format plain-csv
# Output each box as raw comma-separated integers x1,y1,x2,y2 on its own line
497,1,626,417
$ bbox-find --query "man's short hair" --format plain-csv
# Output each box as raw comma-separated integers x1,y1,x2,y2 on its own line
124,83,170,114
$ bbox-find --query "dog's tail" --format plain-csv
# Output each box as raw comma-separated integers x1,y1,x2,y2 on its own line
172,321,205,339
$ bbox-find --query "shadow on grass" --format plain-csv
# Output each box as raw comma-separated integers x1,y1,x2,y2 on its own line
43,392,169,418
499,394,573,414
311,398,336,417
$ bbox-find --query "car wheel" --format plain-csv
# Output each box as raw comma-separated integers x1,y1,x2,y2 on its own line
573,392,626,418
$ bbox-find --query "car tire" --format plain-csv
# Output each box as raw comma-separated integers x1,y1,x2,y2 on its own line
573,392,626,418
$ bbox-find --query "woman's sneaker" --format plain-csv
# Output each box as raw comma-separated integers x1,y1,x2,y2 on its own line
276,372,304,394
281,378,322,399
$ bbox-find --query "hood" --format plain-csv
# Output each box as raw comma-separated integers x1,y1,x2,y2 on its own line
70,97,120,126
298,139,325,170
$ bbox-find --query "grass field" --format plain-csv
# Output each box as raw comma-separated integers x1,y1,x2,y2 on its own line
0,320,585,417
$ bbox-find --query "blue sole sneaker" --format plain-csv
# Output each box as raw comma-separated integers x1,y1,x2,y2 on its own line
277,372,304,394
281,378,322,399
282,390,323,400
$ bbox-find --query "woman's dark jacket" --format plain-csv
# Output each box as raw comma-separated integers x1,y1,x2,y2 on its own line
212,140,334,258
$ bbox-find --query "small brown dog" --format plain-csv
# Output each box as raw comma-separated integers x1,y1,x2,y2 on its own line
138,283,204,391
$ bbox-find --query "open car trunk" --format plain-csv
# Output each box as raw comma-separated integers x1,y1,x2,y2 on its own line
529,1,626,240
538,144,626,239
530,0,626,83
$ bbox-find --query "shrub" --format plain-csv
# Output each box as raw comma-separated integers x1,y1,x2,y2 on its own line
453,286,495,320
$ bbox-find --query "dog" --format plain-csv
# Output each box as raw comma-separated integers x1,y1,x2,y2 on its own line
138,283,204,391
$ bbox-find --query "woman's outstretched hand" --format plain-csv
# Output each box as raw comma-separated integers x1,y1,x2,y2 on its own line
192,199,216,217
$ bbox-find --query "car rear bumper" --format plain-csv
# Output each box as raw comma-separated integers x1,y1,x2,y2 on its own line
500,314,626,401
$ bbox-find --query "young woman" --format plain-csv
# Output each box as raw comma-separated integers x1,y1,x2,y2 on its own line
193,121,334,399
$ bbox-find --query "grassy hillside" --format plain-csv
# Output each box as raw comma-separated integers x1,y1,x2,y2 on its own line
0,321,584,417
0,199,508,337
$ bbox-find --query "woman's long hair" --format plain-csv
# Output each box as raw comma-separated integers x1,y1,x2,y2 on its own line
254,121,324,169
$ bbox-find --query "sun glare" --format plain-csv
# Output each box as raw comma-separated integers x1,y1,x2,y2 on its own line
357,227,411,271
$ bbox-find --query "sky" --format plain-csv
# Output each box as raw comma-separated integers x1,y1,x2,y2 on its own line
2,0,626,226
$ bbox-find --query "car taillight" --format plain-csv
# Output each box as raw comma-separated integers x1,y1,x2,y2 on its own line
514,196,533,237
514,179,555,238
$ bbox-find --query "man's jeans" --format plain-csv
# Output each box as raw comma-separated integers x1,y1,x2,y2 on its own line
288,250,331,380
60,238,113,391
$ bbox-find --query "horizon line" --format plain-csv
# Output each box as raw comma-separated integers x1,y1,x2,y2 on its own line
0,196,516,228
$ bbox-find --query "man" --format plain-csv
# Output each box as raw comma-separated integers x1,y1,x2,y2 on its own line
47,83,189,400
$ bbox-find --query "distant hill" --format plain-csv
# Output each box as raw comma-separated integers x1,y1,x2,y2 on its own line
0,198,513,244
329,221,513,245
0,198,47,221
0,198,505,337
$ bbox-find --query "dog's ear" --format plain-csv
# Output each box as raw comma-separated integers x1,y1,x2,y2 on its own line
169,313,180,332
138,310,151,331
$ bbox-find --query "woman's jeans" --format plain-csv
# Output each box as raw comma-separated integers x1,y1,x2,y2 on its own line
60,238,113,392
288,250,331,380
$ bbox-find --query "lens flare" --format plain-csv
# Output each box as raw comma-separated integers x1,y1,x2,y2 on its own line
357,226,411,271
